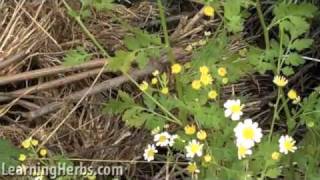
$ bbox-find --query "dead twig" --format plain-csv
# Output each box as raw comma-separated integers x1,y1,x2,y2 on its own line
8,67,110,96
0,51,27,71
23,62,162,120
0,59,106,85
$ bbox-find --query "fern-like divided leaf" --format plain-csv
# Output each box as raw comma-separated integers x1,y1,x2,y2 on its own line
62,47,91,66
0,139,25,171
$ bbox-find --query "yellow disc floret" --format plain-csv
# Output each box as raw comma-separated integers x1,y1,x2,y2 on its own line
203,6,215,17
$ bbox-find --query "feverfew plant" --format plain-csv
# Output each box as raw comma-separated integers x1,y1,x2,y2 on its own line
103,1,320,179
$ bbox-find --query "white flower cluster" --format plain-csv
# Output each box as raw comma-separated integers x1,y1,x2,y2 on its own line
224,99,262,159
224,99,298,160
143,131,178,162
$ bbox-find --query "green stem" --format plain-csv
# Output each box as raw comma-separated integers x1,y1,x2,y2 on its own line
268,88,281,142
63,0,109,58
157,0,175,63
136,106,177,124
256,0,270,50
124,73,182,126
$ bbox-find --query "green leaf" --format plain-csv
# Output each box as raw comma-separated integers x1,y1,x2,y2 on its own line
124,36,140,51
0,139,25,170
103,90,135,115
224,0,243,33
107,50,136,72
136,51,149,69
144,116,166,130
62,47,91,66
92,0,114,11
286,53,304,66
122,107,145,128
291,38,313,51
266,168,281,178
282,66,294,76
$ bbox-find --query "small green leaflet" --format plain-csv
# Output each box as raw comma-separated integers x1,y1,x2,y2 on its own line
62,47,91,66
0,139,25,170
291,39,313,51
123,28,162,70
107,50,136,72
81,0,114,11
224,0,243,33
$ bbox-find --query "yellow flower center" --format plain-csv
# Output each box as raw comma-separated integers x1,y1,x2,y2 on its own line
190,144,201,154
271,152,280,160
242,127,254,140
208,90,217,99
151,78,158,85
199,66,209,74
187,163,198,174
161,87,169,95
288,90,298,100
218,67,227,77
204,154,212,162
139,81,148,91
159,135,167,143
284,140,294,151
185,125,196,135
171,64,182,74
238,146,247,156
200,74,213,86
203,6,214,17
197,130,207,140
273,76,288,87
147,150,155,158
192,80,201,90
231,104,241,113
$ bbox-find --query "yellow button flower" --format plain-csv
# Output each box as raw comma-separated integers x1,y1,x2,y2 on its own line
161,87,169,95
199,66,209,74
18,154,26,161
293,96,301,104
203,5,215,17
217,67,227,77
21,138,32,149
31,139,38,146
200,74,213,86
39,149,48,157
171,63,182,74
192,80,201,90
271,152,280,160
197,130,207,140
287,89,298,100
204,154,212,162
139,81,148,91
184,124,196,135
273,75,288,87
151,78,158,85
208,90,218,99
152,70,159,76
222,78,229,85
187,162,200,174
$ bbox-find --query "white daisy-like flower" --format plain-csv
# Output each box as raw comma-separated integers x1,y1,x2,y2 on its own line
169,134,178,147
234,119,263,148
237,143,252,160
143,144,158,162
154,132,171,147
279,135,297,154
224,99,244,121
185,139,204,158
